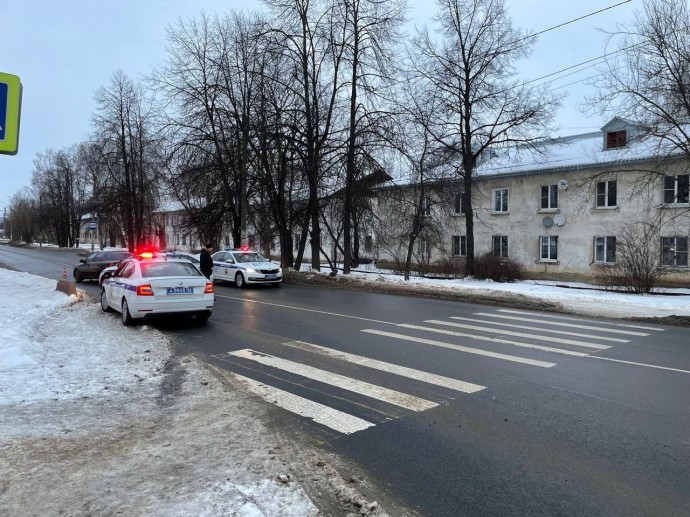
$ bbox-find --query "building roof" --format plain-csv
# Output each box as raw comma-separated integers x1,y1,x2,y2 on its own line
475,121,677,179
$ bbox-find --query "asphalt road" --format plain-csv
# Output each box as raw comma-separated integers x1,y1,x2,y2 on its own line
3,244,690,516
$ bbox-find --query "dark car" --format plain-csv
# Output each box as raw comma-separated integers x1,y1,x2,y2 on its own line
73,250,132,283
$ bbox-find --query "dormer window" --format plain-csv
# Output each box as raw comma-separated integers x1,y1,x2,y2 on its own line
606,130,627,149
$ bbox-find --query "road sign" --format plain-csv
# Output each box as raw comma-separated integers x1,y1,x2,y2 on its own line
0,72,22,155
89,221,97,231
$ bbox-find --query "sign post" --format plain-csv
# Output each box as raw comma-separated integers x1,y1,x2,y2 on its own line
89,220,97,251
0,72,22,156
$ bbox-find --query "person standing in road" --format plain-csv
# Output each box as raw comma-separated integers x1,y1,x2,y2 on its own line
199,243,214,279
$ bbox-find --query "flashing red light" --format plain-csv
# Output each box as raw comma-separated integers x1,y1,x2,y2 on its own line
136,284,154,296
204,282,214,294
240,245,249,251
139,251,154,260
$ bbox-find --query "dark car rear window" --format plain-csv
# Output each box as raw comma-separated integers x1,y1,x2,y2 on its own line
104,251,132,261
140,261,202,278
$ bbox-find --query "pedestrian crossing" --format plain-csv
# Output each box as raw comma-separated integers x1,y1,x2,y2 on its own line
214,308,665,436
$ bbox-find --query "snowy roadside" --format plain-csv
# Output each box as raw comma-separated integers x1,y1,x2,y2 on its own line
285,269,690,321
0,269,392,517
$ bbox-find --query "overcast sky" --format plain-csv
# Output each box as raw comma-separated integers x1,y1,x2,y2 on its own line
0,0,640,206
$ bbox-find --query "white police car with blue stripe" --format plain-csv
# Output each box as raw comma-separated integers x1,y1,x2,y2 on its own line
211,249,282,288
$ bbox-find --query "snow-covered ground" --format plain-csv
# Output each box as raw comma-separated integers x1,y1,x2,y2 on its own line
0,269,384,516
340,265,690,319
1,263,688,515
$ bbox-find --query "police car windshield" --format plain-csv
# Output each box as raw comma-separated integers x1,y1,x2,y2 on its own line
234,252,269,263
140,261,202,278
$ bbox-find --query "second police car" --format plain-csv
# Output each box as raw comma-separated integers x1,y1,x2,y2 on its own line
211,248,282,287
101,250,214,326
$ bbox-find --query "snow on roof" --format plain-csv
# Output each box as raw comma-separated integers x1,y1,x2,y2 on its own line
474,129,674,179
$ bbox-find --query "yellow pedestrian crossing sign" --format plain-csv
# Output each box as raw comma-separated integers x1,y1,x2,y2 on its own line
0,72,22,155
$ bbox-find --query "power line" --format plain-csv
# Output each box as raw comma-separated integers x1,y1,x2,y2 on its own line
530,0,633,39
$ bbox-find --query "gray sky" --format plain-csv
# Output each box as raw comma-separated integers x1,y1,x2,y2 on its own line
0,0,640,206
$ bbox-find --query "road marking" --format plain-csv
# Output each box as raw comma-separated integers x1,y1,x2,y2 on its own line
282,340,486,394
230,372,376,434
229,349,438,411
215,294,393,324
447,316,630,343
401,323,593,356
587,356,690,374
474,312,649,336
435,320,610,350
398,324,591,356
497,309,665,331
361,329,558,367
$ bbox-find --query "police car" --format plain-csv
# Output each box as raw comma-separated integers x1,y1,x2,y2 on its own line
211,248,282,287
101,250,214,325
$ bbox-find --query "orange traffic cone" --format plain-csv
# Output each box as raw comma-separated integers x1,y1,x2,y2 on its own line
62,267,67,280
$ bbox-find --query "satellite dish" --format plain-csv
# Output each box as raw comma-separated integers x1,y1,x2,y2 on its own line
542,216,554,228
554,214,566,226
558,179,569,190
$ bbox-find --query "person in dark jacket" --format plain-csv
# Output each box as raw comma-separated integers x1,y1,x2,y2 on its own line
199,243,214,279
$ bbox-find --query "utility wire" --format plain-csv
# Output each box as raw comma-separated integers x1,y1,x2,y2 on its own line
530,0,632,40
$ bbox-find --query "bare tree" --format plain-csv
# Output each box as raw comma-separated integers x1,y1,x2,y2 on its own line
264,0,348,271
92,71,161,251
587,0,690,171
338,0,405,274
593,218,666,294
409,0,562,275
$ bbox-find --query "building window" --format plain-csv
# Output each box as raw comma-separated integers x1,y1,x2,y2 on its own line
540,235,558,261
492,235,508,258
663,174,690,204
175,233,180,245
606,130,627,149
596,180,617,207
422,197,432,216
451,235,466,256
418,237,429,257
594,236,616,263
294,233,300,251
540,185,558,209
364,235,373,252
182,234,187,246
492,188,509,212
453,193,466,215
225,235,231,247
661,237,688,267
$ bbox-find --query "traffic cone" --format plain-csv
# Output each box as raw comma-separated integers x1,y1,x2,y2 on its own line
62,267,67,280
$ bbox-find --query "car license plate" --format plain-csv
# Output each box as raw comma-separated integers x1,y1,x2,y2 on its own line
167,287,193,295
265,274,277,279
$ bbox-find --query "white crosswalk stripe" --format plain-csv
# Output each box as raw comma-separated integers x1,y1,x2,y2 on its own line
229,349,438,411
282,340,486,393
496,309,666,331
397,323,591,356
432,320,611,349
229,372,376,435
447,316,630,343
488,311,654,335
362,329,558,367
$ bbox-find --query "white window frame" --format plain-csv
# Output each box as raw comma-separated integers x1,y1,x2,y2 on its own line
453,193,466,215
418,237,429,257
661,236,688,267
492,188,509,213
539,235,558,261
422,197,432,216
540,185,558,210
492,235,508,258
451,235,466,257
594,236,616,263
595,180,617,208
663,174,690,205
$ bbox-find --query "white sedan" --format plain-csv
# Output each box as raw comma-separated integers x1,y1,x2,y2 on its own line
211,249,282,287
101,255,214,325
